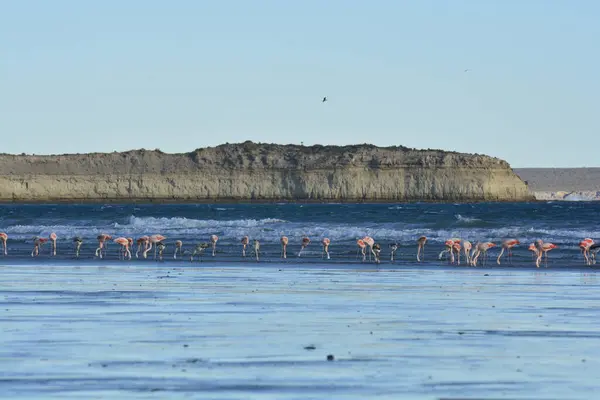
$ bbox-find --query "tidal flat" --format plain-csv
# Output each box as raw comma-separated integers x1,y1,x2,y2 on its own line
1,261,598,399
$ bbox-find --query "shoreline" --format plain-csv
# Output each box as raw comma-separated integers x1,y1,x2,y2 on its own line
0,197,540,205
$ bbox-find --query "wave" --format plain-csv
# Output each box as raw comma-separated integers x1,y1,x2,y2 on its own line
455,214,482,224
3,219,599,247
124,216,287,229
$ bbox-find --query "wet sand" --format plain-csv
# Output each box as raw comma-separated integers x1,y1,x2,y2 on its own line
1,261,599,399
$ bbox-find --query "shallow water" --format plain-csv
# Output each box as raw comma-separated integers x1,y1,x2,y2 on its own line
2,203,600,398
1,261,599,399
1,202,600,264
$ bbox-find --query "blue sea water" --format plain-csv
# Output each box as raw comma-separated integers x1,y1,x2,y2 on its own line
1,202,600,264
1,202,600,399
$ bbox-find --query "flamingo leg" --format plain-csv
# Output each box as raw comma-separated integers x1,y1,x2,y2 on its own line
96,244,103,259
496,248,504,265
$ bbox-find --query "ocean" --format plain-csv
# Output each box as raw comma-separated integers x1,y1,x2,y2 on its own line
1,202,599,399
0,202,599,263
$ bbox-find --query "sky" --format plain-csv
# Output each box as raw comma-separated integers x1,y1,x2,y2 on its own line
1,0,599,167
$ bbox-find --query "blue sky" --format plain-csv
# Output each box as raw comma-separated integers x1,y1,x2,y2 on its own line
1,0,598,167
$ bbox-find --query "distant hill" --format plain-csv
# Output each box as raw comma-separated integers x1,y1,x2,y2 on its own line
514,168,600,200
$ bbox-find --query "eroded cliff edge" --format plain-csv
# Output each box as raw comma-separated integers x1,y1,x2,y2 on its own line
0,142,532,202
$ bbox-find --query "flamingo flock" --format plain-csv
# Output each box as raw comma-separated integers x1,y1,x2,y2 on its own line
0,231,594,268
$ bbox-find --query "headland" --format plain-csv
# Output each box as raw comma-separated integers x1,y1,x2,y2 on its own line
0,142,532,203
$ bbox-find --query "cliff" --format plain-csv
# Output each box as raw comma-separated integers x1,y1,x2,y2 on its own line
0,142,532,202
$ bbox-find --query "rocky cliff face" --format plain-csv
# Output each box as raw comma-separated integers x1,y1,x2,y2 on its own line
0,142,532,202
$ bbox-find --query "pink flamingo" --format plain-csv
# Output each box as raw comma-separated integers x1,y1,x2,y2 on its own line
210,235,218,256
417,236,427,262
528,243,537,261
539,241,557,268
533,239,545,268
174,240,183,259
114,237,132,260
0,232,7,256
298,236,311,257
462,240,472,265
281,236,289,259
49,232,57,256
136,236,149,258
32,237,48,257
144,234,167,259
439,239,460,264
95,234,112,259
127,238,134,258
322,238,331,260
470,242,496,266
356,239,367,261
579,238,594,265
497,239,520,265
241,236,249,257
452,241,462,265
362,236,375,261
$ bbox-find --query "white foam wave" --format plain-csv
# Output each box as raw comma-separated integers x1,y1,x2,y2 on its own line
455,214,481,223
125,216,287,229
3,216,599,246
